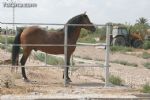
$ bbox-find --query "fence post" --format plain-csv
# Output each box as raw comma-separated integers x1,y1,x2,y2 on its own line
45,26,48,66
64,24,68,87
104,24,111,87
5,27,8,52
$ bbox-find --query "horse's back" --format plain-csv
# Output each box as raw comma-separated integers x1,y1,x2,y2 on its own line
20,26,48,44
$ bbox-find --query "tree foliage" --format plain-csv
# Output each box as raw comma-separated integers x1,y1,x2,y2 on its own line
130,17,149,38
136,17,148,24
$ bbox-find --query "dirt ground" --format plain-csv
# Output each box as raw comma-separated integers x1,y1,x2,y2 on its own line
0,47,150,98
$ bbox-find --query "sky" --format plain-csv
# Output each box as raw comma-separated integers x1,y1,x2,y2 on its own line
0,0,150,26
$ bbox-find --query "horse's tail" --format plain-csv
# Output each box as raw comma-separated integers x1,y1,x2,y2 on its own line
12,27,24,65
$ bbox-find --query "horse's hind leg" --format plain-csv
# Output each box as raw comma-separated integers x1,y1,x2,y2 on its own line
20,48,31,82
11,54,19,73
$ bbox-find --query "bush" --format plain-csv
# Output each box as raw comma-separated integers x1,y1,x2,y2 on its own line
143,41,150,50
78,35,96,43
0,35,14,44
79,28,101,43
0,44,12,52
34,53,64,65
109,75,123,86
142,52,150,59
141,83,150,93
79,29,88,38
111,46,133,53
143,62,150,69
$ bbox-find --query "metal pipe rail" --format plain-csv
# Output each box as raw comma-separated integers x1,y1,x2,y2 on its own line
0,64,104,68
0,22,104,26
0,22,111,87
3,43,107,47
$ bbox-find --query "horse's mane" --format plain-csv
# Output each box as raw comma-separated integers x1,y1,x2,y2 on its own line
60,14,84,38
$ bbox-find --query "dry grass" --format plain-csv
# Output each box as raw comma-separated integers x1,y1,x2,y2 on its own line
0,48,150,95
0,72,15,88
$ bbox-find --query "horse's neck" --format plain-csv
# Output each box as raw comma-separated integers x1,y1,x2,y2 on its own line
68,27,81,44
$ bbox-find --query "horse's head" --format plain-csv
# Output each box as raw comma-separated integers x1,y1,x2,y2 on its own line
80,13,96,32
66,13,96,38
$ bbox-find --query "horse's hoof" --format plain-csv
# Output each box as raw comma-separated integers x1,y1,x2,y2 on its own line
67,78,72,83
23,78,30,83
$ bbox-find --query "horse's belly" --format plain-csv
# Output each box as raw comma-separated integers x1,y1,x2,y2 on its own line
37,46,76,55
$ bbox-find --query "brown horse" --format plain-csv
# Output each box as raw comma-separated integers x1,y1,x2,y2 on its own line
12,13,96,83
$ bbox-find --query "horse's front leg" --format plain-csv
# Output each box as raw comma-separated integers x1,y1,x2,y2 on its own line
66,59,72,83
63,55,72,83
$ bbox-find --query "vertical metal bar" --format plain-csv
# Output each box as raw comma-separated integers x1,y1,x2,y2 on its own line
12,0,15,33
15,25,17,35
104,24,111,87
5,27,8,52
64,24,68,87
45,26,48,66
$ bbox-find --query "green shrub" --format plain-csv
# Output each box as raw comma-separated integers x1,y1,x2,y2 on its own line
141,83,150,93
79,29,88,38
79,28,101,43
0,36,5,44
78,35,96,43
0,35,14,44
0,44,12,52
143,62,150,69
111,46,133,53
34,53,64,65
143,41,150,50
109,75,123,86
142,52,150,59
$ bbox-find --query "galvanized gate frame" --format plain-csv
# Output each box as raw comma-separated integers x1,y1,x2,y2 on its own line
0,22,111,87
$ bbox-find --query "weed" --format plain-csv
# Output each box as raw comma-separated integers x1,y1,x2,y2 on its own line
141,83,150,93
142,52,150,59
109,75,123,86
101,75,124,86
34,53,64,65
143,41,150,50
0,73,15,88
111,46,133,53
0,35,14,44
111,60,138,67
143,62,150,69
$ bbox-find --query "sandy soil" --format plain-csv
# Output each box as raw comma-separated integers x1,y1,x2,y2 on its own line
0,47,150,97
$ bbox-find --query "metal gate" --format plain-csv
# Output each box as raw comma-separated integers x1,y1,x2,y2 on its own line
0,22,111,87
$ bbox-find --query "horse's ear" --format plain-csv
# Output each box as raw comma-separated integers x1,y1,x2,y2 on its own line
83,11,87,15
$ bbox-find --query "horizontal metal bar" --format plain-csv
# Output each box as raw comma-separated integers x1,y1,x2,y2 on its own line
0,43,107,47
0,64,104,68
0,22,105,26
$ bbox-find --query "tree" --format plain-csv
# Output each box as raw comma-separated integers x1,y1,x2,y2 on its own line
136,17,148,25
130,17,149,38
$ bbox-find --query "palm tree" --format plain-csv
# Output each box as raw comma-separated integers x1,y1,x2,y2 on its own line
136,17,148,24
